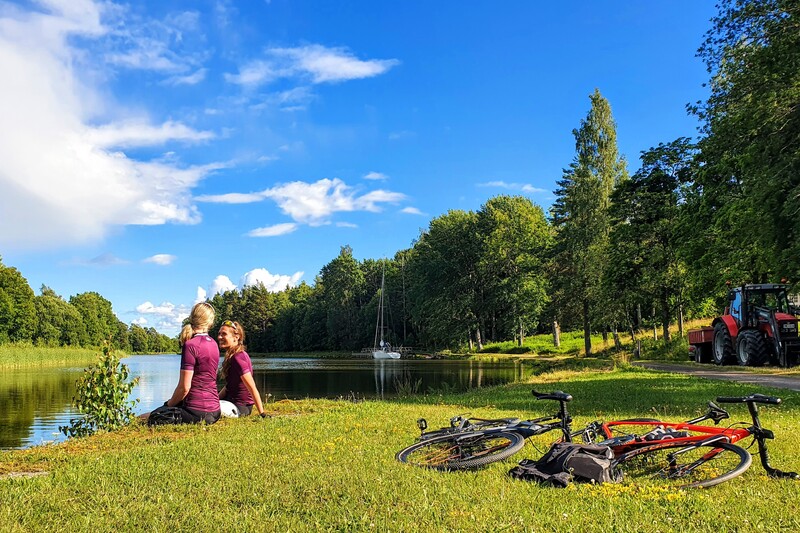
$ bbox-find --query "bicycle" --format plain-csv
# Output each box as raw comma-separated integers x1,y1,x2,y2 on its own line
395,390,586,470
588,393,799,488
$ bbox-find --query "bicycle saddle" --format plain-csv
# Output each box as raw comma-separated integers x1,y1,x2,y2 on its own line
532,390,572,402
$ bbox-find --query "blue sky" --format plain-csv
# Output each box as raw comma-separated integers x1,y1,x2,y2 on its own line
0,0,716,335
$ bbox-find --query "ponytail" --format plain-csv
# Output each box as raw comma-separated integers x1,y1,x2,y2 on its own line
179,324,193,347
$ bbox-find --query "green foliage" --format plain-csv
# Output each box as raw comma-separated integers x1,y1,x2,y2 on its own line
0,262,37,342
60,346,139,438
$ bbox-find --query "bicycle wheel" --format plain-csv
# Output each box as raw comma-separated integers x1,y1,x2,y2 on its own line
613,441,752,489
396,431,525,471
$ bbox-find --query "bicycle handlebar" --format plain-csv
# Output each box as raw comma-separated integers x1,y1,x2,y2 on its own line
716,394,781,405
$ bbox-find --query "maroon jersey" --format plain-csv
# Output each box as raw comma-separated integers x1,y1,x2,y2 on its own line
181,333,221,412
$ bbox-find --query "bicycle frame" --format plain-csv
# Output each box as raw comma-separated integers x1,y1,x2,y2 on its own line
596,393,798,479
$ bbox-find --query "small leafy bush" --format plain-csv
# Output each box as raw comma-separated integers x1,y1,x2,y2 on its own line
60,346,140,438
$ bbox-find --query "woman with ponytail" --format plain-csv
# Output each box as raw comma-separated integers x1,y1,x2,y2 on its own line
144,302,222,425
217,320,266,417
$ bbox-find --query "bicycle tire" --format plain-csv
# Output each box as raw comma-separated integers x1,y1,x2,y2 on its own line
613,441,752,489
420,418,520,440
396,431,525,470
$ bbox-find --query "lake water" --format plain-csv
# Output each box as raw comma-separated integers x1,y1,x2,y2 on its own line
0,355,527,450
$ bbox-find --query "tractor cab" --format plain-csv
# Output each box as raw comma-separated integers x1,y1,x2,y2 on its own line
728,284,793,328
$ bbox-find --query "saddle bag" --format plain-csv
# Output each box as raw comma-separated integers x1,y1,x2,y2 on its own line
508,442,619,487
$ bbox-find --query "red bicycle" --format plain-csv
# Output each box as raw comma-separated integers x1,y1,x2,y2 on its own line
591,393,799,488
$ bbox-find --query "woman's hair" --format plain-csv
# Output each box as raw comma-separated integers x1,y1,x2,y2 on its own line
220,320,246,379
179,302,216,346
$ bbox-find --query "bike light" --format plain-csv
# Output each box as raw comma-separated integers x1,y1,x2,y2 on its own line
417,418,427,432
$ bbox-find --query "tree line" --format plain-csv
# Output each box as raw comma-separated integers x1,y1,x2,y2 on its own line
0,1,795,357
0,258,177,353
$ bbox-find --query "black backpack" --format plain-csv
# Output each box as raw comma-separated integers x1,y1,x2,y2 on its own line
508,442,619,487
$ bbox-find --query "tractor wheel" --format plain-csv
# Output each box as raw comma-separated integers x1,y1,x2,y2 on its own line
736,330,768,366
713,322,734,365
694,344,711,364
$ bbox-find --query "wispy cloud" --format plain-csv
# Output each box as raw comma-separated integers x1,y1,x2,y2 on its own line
85,120,214,148
225,44,399,88
247,223,298,237
401,207,425,216
336,221,358,228
71,252,129,266
363,171,388,181
198,178,406,229
477,181,547,194
163,68,208,86
143,254,177,265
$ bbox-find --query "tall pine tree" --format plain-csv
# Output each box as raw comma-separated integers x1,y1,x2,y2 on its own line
551,89,627,355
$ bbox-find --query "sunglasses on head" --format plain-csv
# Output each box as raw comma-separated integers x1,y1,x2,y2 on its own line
221,320,238,330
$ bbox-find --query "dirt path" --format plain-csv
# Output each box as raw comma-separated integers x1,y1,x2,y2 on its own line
632,362,800,391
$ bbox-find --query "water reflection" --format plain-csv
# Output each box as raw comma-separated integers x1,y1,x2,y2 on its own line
0,366,83,449
0,355,526,450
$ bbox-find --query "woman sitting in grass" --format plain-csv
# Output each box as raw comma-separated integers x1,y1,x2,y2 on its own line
217,320,267,418
143,302,222,425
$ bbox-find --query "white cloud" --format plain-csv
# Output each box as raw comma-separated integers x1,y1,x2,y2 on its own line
247,223,298,237
363,171,388,181
263,178,406,225
195,191,265,204
241,268,303,291
198,177,406,228
401,207,425,216
194,286,207,304
85,120,214,148
133,300,190,332
143,254,176,265
336,222,358,228
225,44,398,88
477,181,547,194
0,2,224,249
209,275,237,296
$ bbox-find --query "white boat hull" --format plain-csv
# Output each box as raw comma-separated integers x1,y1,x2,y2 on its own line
372,349,401,360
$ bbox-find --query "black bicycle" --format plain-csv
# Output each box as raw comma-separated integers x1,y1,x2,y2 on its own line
396,390,584,470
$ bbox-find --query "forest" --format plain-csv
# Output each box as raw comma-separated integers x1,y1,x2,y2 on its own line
0,1,797,356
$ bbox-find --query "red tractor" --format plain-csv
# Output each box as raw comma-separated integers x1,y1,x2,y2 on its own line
688,283,800,367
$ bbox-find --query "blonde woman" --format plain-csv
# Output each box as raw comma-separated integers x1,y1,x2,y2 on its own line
217,320,267,417
145,302,221,425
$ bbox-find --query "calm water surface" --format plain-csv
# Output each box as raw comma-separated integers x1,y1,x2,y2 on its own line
0,355,527,450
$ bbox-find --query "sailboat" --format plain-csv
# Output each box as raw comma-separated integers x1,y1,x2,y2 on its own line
373,264,401,360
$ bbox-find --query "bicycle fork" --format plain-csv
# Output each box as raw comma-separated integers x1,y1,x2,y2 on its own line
746,402,800,480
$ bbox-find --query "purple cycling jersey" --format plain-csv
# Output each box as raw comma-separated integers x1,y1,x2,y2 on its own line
181,333,221,412
225,351,255,406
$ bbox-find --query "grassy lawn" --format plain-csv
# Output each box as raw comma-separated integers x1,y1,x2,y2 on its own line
2,365,799,531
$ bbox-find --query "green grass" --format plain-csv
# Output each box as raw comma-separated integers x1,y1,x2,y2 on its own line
2,366,800,531
0,344,105,369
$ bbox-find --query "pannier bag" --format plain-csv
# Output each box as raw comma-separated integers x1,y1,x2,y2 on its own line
508,442,619,487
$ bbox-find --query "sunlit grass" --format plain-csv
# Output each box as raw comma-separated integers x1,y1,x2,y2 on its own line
0,344,103,369
2,367,799,531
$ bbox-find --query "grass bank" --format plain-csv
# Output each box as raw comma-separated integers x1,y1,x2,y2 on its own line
0,344,106,369
2,366,799,531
